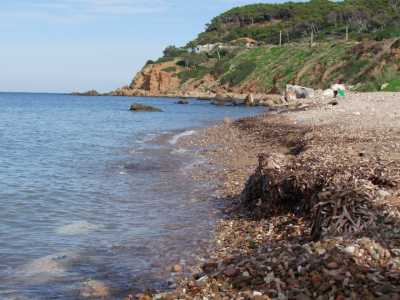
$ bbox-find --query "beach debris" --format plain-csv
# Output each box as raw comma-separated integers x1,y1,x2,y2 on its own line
323,88,335,98
328,99,338,106
286,84,315,99
284,90,297,102
129,103,163,112
245,93,255,106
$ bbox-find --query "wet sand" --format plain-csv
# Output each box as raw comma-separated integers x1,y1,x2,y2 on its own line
138,92,400,299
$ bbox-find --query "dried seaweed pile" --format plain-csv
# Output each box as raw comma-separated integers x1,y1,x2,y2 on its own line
240,119,400,241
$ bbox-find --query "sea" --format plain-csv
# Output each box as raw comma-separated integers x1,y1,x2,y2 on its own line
0,93,264,299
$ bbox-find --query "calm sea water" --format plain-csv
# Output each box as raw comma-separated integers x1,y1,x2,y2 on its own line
0,93,264,299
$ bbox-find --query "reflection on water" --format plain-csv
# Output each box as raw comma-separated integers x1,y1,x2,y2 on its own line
0,93,264,299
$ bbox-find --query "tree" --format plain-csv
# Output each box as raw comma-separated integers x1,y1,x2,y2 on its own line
389,0,400,15
163,45,186,58
178,53,208,69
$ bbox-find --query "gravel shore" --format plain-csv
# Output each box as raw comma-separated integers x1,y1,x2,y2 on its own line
134,92,400,300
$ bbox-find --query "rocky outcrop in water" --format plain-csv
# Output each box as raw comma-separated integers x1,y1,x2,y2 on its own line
72,90,100,96
129,103,163,112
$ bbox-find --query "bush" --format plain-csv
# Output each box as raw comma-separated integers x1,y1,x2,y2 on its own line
178,66,209,82
155,57,174,64
177,53,208,68
212,60,232,77
221,61,256,86
162,66,177,73
383,78,400,91
163,45,187,58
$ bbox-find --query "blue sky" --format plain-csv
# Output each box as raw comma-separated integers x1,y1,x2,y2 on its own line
0,0,297,92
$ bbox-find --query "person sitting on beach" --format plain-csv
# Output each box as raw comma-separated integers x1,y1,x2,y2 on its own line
331,80,346,98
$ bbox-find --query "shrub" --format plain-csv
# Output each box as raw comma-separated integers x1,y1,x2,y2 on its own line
177,53,208,68
163,45,187,58
155,57,174,64
178,66,209,82
162,66,177,73
221,61,256,86
211,60,232,77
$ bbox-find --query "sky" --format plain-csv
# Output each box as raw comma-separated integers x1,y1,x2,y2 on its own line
0,0,298,93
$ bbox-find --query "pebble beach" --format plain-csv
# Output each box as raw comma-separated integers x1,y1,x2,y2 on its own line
136,92,400,299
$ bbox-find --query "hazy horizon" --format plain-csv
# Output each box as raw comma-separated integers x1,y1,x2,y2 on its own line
0,0,304,93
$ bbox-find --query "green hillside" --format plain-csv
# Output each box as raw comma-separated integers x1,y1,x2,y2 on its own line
125,0,400,95
192,0,400,46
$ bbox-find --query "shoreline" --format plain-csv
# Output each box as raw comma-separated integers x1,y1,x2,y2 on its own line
134,91,400,299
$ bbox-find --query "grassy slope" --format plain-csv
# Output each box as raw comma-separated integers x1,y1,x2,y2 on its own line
159,39,400,93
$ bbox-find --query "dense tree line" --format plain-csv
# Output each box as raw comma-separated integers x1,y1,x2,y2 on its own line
191,0,400,46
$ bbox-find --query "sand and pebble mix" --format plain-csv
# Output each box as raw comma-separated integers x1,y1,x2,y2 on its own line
131,92,400,300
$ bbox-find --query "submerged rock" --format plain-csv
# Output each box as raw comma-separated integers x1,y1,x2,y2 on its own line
129,103,163,112
80,280,110,298
176,99,189,104
56,221,99,236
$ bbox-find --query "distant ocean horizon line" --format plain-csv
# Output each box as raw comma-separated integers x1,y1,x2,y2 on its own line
0,90,71,95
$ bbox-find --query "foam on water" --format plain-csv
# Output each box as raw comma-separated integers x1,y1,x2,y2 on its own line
171,148,188,154
16,252,80,283
56,221,100,236
169,130,196,145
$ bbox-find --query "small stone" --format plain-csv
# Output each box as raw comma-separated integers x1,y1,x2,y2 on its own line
344,246,356,255
171,264,183,273
202,261,218,273
264,272,275,284
196,275,209,287
80,280,110,298
311,274,322,286
326,262,339,269
137,294,152,300
377,189,391,199
224,117,232,124
296,294,311,300
224,266,240,277
316,247,326,255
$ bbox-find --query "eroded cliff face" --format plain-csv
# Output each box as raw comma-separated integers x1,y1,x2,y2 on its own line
112,60,224,98
129,63,181,95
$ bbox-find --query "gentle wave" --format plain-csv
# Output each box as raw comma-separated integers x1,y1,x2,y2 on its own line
171,148,188,154
169,130,196,145
56,221,100,236
16,251,80,283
